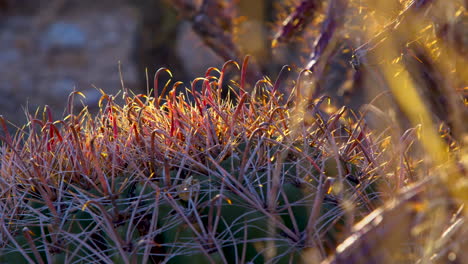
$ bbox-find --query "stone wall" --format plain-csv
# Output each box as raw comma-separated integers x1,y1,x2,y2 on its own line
0,0,138,125
0,0,222,127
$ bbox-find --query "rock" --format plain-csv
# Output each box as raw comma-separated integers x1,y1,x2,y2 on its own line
176,21,223,77
0,1,167,127
90,16,121,49
82,89,102,108
42,22,87,50
0,49,20,67
50,78,76,99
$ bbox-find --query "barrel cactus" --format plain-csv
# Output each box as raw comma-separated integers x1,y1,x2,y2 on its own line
0,60,404,263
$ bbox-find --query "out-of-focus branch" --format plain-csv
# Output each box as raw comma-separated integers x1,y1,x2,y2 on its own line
191,12,239,61
303,0,349,97
272,0,323,47
351,0,435,68
167,0,198,17
306,0,348,69
350,0,467,139
167,0,262,82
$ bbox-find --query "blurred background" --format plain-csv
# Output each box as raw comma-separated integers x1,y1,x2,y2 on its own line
0,0,231,126
0,0,466,135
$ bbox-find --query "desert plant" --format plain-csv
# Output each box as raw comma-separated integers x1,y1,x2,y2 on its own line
0,58,394,263
1,0,467,263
